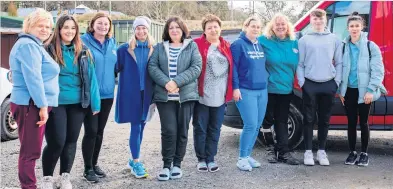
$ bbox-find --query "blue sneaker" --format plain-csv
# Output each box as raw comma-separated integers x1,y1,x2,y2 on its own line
128,159,146,171
131,162,148,178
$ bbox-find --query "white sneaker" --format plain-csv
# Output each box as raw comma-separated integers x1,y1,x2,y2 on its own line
316,150,330,166
237,157,252,171
304,151,315,166
41,176,54,189
59,173,72,189
247,156,261,168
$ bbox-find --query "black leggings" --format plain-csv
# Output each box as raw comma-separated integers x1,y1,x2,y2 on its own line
344,88,371,153
42,104,87,176
82,98,114,169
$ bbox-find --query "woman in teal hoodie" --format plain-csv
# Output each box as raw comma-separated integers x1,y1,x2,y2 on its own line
80,12,117,181
41,15,100,188
258,13,300,165
231,16,267,172
339,12,386,167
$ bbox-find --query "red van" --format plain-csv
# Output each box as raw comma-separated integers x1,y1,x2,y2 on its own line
223,1,393,149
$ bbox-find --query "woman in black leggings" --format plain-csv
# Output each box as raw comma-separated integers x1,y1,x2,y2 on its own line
339,12,386,167
42,15,100,188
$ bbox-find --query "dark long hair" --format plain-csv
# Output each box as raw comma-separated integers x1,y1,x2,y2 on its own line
162,16,189,43
49,15,82,66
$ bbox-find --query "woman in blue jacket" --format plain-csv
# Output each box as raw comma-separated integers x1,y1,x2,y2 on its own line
115,16,154,179
258,13,300,165
339,12,386,167
231,16,268,172
80,12,117,181
41,15,101,188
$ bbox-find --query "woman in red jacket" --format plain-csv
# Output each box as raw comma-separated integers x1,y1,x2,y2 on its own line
193,14,233,173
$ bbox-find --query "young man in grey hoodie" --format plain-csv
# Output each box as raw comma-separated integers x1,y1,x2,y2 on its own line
297,9,343,166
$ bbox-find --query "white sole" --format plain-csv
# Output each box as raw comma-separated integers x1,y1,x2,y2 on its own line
345,161,356,165
131,169,148,179
208,167,220,173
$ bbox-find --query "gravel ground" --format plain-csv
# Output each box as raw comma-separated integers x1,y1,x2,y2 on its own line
1,103,393,189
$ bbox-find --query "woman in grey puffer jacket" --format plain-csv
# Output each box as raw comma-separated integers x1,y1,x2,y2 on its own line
148,16,202,181
338,12,386,167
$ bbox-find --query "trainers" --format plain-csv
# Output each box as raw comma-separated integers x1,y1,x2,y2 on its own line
93,165,106,178
316,150,330,166
207,162,219,173
59,173,72,189
157,168,170,181
197,161,208,172
278,152,301,165
237,157,252,171
267,150,278,163
345,151,358,165
128,159,147,171
304,151,315,166
83,169,99,183
131,162,148,178
41,176,54,189
357,152,369,167
247,156,261,168
170,166,183,179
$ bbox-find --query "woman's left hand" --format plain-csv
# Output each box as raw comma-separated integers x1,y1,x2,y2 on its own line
364,92,373,104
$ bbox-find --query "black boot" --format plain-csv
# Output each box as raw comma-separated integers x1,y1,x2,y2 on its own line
278,152,300,165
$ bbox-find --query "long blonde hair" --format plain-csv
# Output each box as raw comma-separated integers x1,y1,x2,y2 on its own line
129,33,155,50
263,13,296,40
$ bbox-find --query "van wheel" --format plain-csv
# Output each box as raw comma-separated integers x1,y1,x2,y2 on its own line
1,98,18,141
257,103,303,150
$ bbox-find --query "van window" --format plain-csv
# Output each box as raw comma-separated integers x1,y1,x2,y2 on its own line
331,1,371,40
300,1,371,40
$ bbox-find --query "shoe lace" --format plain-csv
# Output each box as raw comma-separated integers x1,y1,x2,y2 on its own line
319,151,328,159
61,174,71,184
134,163,145,173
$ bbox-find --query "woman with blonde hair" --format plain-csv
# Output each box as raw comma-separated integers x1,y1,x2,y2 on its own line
258,13,300,165
115,16,155,179
9,8,59,189
81,12,117,180
231,16,267,171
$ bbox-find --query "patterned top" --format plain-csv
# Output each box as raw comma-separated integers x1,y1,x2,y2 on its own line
199,45,229,107
168,46,181,101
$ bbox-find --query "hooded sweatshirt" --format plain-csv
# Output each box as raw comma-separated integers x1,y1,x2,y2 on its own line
58,44,100,112
258,35,299,94
231,32,267,90
296,30,343,87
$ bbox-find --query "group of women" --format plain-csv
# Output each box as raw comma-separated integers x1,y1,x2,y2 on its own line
8,7,386,189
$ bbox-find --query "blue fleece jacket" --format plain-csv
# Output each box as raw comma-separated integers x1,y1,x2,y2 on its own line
58,44,101,112
231,32,267,90
10,33,60,108
81,32,117,99
258,35,299,94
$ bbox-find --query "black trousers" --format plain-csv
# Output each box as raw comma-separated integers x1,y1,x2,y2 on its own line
344,87,371,153
82,98,114,169
302,79,337,150
263,93,292,154
42,104,87,176
156,101,195,169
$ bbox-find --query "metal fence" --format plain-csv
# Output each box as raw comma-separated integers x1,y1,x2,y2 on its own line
112,20,164,45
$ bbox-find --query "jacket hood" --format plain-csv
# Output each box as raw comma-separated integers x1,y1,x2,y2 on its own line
18,33,43,45
343,31,369,44
239,32,258,44
307,29,331,36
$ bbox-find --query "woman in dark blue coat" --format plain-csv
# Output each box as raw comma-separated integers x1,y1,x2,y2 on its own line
115,16,154,179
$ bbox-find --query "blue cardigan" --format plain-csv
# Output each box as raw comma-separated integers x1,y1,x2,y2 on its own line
115,43,153,124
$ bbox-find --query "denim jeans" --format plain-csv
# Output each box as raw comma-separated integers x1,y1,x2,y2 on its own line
236,88,268,158
193,102,225,163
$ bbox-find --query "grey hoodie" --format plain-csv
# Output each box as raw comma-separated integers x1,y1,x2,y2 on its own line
296,31,343,87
